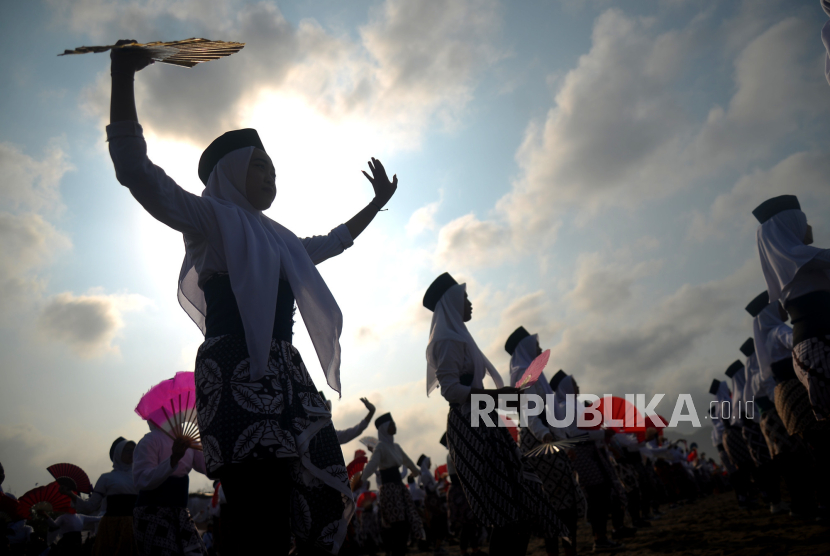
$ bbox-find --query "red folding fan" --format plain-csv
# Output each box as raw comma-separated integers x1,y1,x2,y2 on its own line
0,494,23,521
17,482,74,517
47,463,92,494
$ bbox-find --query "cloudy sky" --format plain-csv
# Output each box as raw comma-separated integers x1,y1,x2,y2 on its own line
1,0,829,495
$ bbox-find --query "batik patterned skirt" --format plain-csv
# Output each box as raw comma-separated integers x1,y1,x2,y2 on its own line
759,408,805,458
93,515,138,556
379,481,425,540
773,379,830,438
194,335,354,553
446,482,477,527
793,336,830,421
446,406,568,540
519,428,581,512
741,420,772,466
723,428,754,470
133,507,206,556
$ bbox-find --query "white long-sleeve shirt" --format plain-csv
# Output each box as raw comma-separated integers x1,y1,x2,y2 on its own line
362,443,419,480
336,414,372,445
433,340,478,406
106,121,354,286
73,468,137,514
133,430,207,492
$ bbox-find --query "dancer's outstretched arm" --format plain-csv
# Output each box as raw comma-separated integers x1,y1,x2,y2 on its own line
110,40,153,124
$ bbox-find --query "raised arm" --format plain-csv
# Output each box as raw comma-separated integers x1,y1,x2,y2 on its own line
345,158,398,240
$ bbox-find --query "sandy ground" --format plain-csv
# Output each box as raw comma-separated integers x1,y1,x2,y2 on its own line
412,491,830,556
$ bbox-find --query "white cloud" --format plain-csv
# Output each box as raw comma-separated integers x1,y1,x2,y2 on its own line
566,253,662,314
37,291,150,358
406,198,441,237
434,213,514,269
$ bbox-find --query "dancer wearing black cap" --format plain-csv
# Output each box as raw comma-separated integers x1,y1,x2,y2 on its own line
107,42,398,555
754,195,830,421
423,273,568,556
361,413,424,556
60,438,138,555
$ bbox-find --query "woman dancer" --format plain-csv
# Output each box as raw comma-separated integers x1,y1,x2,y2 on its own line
107,41,397,555
61,437,139,555
132,425,208,556
424,273,567,556
505,328,580,556
754,195,830,420
360,413,424,556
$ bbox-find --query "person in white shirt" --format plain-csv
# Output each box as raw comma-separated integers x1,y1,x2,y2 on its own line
423,273,568,556
61,437,139,556
361,413,424,556
754,194,830,420
107,38,397,556
39,510,101,554
131,424,208,556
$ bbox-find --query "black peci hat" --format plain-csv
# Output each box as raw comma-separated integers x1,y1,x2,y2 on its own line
725,360,744,378
745,291,769,317
198,129,266,185
752,195,800,224
505,326,531,355
439,432,447,448
549,370,567,392
417,454,427,466
709,379,721,395
423,272,459,311
375,413,393,428
739,337,755,357
110,437,127,462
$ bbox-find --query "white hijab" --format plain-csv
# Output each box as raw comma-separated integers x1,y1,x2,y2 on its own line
425,283,503,395
756,209,825,304
509,333,553,396
742,354,762,423
178,147,343,387
553,374,585,437
111,439,133,474
752,303,789,398
419,457,435,491
729,365,747,427
377,421,394,444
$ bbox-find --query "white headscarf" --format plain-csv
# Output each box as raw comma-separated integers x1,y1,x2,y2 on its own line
111,439,133,474
742,354,762,423
509,333,553,396
419,456,435,491
377,421,394,444
552,374,585,437
756,209,825,304
752,303,789,398
177,147,343,387
729,365,747,427
425,283,503,395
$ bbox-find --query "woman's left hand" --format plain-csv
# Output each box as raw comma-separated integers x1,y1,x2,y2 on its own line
361,158,397,207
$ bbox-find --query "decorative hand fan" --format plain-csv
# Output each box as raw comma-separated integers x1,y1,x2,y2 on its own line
17,482,74,518
135,372,202,450
59,38,245,68
524,437,589,458
358,436,378,451
350,471,364,492
0,494,23,521
517,349,551,389
46,463,92,494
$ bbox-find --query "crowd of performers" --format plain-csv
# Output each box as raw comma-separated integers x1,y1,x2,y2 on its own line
4,35,830,556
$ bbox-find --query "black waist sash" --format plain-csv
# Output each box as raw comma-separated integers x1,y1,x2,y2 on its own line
786,291,830,346
379,467,403,485
203,273,295,342
771,358,797,384
106,494,138,516
135,475,189,508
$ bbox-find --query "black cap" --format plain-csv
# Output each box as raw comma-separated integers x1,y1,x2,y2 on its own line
726,360,744,378
752,195,800,224
709,379,721,395
109,437,127,461
549,370,567,392
745,291,769,317
739,337,755,357
198,129,266,185
439,433,447,448
423,273,459,311
417,454,427,466
375,413,393,428
505,326,531,355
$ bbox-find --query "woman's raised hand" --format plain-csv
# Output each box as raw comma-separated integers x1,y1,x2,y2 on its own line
110,39,154,74
361,158,397,208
